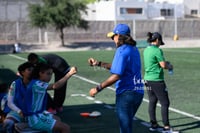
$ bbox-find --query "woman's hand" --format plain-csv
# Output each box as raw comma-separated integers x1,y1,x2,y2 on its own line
89,87,98,97
68,67,77,75
88,58,98,66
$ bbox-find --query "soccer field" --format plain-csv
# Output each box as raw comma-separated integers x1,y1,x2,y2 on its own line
0,48,200,133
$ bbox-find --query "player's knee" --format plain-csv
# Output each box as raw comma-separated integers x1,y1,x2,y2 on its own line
3,119,15,132
53,121,70,133
65,123,70,133
60,123,70,133
161,100,170,108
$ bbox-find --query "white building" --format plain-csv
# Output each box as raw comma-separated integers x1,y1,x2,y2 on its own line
0,0,199,21
184,0,200,17
84,0,184,21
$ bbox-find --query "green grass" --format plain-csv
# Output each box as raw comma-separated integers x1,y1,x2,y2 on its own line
0,48,200,133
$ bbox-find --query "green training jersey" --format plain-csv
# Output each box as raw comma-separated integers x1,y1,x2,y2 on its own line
38,57,47,64
143,45,165,81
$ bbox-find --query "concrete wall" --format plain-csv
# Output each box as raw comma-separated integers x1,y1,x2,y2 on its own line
0,20,200,44
0,0,41,21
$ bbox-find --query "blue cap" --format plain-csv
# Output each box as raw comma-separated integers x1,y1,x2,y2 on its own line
107,24,130,38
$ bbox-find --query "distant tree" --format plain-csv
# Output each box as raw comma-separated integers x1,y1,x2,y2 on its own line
28,0,91,46
84,0,96,3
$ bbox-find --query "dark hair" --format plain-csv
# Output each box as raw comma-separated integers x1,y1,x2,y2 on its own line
147,32,164,45
18,62,33,76
117,34,136,47
32,63,52,79
147,32,156,43
27,53,38,62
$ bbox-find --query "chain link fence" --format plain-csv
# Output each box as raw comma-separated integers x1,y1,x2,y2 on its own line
0,20,200,45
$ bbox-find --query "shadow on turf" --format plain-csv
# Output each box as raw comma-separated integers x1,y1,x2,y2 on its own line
57,104,160,133
0,41,148,53
0,68,18,91
0,42,115,54
169,116,200,132
65,41,148,50
66,42,115,50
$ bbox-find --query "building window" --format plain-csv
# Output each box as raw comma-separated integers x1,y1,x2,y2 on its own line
160,9,174,16
191,10,198,15
120,8,143,14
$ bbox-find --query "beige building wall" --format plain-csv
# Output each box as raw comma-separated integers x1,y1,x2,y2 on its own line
184,0,200,17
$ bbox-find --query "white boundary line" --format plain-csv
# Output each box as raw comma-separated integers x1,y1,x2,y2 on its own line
8,54,27,61
74,75,200,121
8,54,200,121
163,49,200,54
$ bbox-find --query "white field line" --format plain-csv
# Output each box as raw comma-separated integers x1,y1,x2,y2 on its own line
74,74,200,121
163,49,200,54
8,54,27,61
9,54,200,121
73,74,115,91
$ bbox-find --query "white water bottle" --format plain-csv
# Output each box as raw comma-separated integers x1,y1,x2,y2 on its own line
168,69,173,75
166,61,173,75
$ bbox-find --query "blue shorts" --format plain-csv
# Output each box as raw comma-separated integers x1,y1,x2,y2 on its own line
6,111,23,122
27,111,56,133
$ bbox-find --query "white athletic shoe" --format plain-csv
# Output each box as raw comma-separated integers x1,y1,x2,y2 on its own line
162,128,179,133
149,125,163,132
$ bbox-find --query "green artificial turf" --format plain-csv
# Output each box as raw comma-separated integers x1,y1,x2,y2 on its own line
0,47,200,133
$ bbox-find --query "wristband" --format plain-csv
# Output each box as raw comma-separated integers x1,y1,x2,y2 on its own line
17,110,21,114
96,85,103,92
